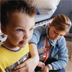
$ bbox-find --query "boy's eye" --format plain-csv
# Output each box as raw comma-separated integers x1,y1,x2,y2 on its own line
16,29,23,32
30,28,33,31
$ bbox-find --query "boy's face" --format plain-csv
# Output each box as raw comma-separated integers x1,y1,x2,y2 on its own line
48,25,66,40
4,12,35,48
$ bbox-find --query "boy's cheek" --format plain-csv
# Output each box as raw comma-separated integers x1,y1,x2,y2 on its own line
28,34,33,41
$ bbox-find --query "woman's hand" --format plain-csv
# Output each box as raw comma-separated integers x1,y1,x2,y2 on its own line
13,57,38,72
37,61,45,67
42,66,49,72
13,43,39,72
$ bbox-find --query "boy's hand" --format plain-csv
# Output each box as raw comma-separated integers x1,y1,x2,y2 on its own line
37,61,45,67
13,58,38,72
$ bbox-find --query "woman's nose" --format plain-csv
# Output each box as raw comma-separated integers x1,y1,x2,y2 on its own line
55,35,61,39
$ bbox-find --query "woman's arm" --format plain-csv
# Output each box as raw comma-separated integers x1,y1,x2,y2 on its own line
13,43,39,72
29,43,39,67
51,36,68,70
13,26,45,72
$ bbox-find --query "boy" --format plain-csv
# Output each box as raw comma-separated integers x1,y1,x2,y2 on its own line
29,14,71,72
0,0,39,72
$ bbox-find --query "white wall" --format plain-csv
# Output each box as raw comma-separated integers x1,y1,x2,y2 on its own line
33,0,60,9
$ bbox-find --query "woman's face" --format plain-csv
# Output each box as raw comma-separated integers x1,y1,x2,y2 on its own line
48,26,66,40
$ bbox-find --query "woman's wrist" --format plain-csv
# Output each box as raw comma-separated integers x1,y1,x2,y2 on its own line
47,64,53,70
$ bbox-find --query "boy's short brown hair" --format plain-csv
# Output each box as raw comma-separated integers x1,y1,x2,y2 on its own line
51,14,71,32
1,0,36,27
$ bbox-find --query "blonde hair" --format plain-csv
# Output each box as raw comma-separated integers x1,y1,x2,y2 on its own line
51,14,71,32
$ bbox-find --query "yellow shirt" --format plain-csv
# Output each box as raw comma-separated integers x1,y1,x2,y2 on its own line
0,43,29,72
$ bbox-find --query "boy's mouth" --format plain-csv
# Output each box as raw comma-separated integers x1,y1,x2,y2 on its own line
19,41,27,45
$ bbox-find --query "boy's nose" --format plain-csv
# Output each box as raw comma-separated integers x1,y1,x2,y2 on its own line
23,32,29,40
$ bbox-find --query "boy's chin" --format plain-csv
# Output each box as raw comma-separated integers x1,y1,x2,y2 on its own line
19,44,27,48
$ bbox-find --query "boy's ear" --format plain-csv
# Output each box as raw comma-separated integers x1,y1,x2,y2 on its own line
1,25,7,34
48,23,52,28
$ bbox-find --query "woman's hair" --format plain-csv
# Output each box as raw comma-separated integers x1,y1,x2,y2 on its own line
51,14,71,32
1,0,36,27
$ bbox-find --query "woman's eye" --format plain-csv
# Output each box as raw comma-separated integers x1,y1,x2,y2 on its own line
16,29,23,32
54,31,58,35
